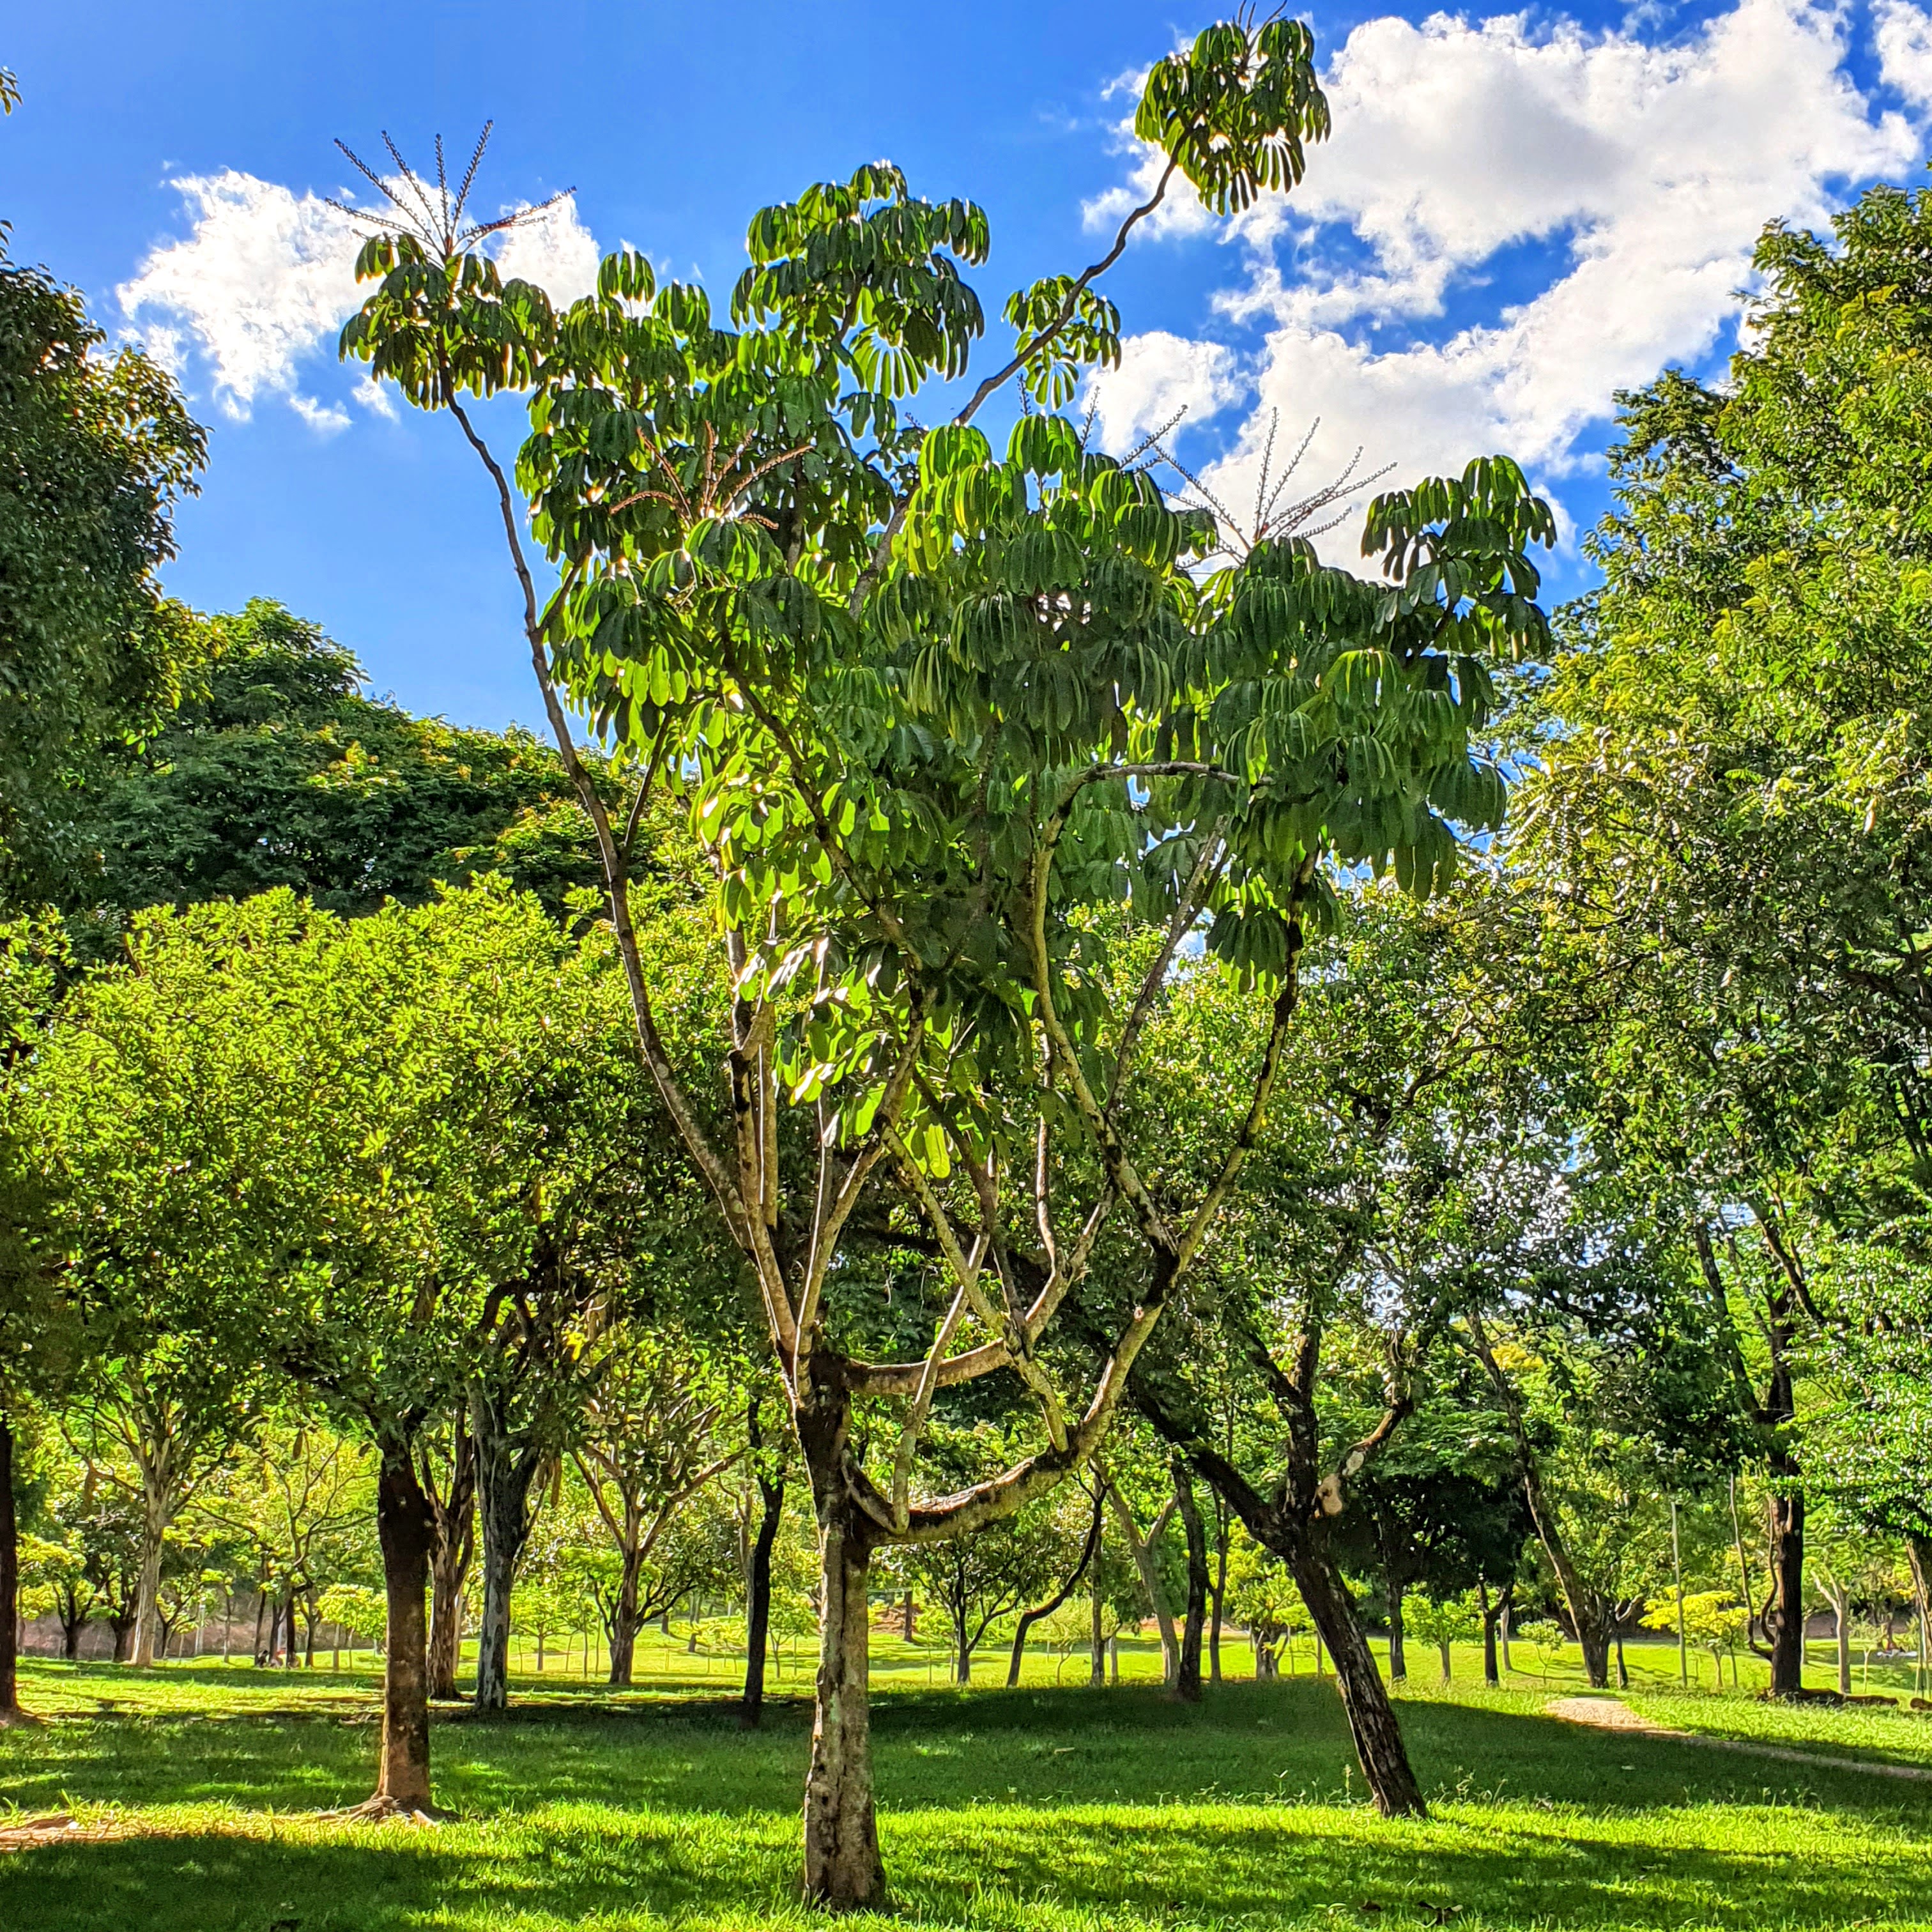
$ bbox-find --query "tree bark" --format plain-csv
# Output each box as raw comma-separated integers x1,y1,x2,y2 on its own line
426,1427,476,1702
1107,1487,1177,1685
1209,1499,1229,1685
130,1475,171,1670
799,1377,885,1910
1385,1572,1407,1683
1174,1460,1208,1703
0,1412,20,1721
607,1547,644,1687
1765,1460,1806,1696
1090,1503,1107,1687
740,1466,783,1729
1294,1538,1427,1818
471,1400,542,1714
374,1448,436,1812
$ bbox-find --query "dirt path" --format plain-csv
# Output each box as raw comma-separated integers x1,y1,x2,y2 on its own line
1546,1694,1932,1782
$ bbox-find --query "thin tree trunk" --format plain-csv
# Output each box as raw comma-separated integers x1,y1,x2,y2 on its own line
1385,1572,1407,1683
251,1588,267,1666
740,1468,783,1729
1765,1466,1805,1696
1905,1535,1932,1701
1090,1503,1107,1687
374,1448,436,1813
1108,1487,1177,1685
1209,1500,1229,1686
1008,1484,1103,1688
1174,1460,1208,1703
0,1412,20,1721
426,1429,476,1702
953,1600,970,1684
1479,1581,1500,1687
1293,1539,1427,1818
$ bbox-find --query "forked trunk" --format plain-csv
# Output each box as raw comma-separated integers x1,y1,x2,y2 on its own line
804,1510,884,1908
375,1448,436,1811
472,1414,541,1713
1294,1540,1427,1819
740,1471,783,1729
1174,1462,1208,1703
427,1426,476,1701
0,1413,19,1719
1765,1473,1805,1696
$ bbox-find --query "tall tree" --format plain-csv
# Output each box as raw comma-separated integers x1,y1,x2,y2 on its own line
337,21,1548,1896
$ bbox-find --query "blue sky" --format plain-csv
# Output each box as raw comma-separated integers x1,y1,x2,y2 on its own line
6,0,1932,730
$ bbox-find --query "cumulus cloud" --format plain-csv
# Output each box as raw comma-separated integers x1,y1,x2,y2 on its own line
1085,332,1244,454
1876,0,1932,106
1083,0,1922,553
119,172,599,433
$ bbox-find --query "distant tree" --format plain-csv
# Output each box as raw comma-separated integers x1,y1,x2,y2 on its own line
72,600,597,923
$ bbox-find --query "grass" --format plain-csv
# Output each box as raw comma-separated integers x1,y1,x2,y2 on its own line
4,1639,1932,1929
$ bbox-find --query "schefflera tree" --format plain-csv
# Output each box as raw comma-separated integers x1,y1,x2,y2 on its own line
339,18,1547,1901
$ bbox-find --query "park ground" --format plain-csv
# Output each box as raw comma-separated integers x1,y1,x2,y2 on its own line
4,1634,1931,1930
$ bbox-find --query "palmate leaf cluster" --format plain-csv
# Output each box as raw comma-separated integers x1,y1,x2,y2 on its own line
337,20,1552,1229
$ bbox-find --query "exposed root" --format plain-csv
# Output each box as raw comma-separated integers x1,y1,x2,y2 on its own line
323,1795,447,1825
0,1813,121,1854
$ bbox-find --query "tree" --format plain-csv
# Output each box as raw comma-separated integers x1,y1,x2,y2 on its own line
1517,178,1932,1696
1122,880,1565,1808
569,1330,737,1686
71,599,598,924
0,237,204,900
337,22,1549,1895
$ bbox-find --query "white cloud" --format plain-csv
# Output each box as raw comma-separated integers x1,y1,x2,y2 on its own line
1084,332,1243,453
493,197,601,306
1876,0,1932,105
119,171,367,426
1086,0,1921,555
119,171,601,432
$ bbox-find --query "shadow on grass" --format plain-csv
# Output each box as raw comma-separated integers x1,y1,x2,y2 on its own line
4,1790,1931,1932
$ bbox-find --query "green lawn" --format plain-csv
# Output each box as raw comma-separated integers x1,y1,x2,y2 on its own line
4,1640,1931,1929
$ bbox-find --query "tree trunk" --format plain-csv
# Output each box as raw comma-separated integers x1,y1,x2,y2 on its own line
131,1478,171,1670
374,1448,436,1813
426,1423,476,1701
740,1470,783,1729
471,1405,541,1714
111,1612,135,1662
1009,1485,1103,1687
1209,1504,1229,1686
953,1601,970,1684
1906,1535,1932,1700
1438,1637,1452,1683
0,1412,19,1721
608,1550,643,1687
1765,1471,1805,1695
1107,1488,1177,1685
1293,1539,1427,1819
1825,1580,1853,1695
252,1588,267,1665
1174,1460,1208,1704
799,1379,885,1911
1577,1621,1611,1689
803,1509,884,1906
1090,1505,1107,1687
1385,1574,1407,1683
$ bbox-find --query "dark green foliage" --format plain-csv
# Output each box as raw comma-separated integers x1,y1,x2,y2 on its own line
72,601,598,920
0,240,204,901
